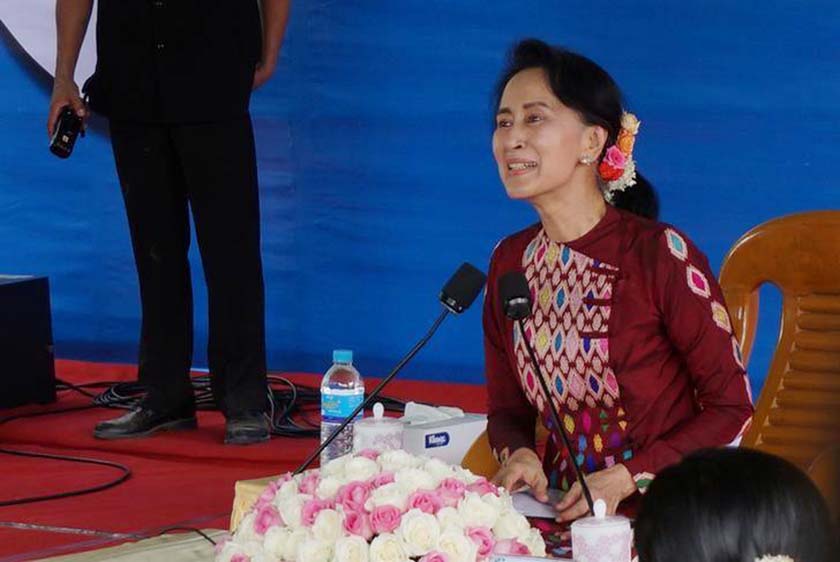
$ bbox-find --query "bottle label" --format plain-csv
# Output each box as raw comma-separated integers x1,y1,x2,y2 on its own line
321,388,364,421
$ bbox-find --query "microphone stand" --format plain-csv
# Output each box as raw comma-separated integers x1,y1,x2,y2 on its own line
294,308,450,475
517,317,595,516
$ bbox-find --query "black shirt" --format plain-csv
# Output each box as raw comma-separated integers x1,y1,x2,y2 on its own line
85,0,261,123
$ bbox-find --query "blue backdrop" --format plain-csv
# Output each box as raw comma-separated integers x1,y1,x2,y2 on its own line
1,2,838,399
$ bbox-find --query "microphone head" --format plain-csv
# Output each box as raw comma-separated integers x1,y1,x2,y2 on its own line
498,271,532,321
439,262,487,314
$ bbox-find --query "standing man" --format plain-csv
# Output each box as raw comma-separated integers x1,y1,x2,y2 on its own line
47,0,291,444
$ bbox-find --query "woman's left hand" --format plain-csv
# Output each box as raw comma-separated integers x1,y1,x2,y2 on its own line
554,464,637,522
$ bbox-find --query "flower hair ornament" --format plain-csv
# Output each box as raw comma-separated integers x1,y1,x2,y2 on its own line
755,556,794,562
595,112,640,203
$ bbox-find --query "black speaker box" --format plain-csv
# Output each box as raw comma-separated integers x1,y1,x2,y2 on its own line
0,276,56,409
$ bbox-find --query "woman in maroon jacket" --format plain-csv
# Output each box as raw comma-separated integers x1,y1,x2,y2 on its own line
485,39,754,522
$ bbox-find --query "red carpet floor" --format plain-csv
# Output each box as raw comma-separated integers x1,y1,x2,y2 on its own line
0,360,487,561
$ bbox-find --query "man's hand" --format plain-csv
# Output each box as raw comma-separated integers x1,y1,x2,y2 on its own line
554,463,636,522
491,448,549,502
48,77,86,137
252,59,277,91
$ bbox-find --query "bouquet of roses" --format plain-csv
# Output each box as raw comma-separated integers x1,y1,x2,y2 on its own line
216,449,546,562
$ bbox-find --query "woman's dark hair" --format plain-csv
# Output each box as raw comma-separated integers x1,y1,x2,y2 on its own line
635,448,837,562
495,39,658,220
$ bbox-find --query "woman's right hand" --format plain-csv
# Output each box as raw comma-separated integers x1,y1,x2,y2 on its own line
47,77,86,137
491,447,549,502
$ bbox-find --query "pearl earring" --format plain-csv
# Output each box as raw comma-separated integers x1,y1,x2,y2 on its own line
580,155,594,165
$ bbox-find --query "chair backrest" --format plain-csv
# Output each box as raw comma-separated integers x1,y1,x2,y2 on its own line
720,211,840,469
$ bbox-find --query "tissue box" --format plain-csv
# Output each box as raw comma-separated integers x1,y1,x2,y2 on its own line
401,413,487,465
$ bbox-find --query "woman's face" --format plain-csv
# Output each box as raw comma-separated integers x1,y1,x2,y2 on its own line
492,68,592,202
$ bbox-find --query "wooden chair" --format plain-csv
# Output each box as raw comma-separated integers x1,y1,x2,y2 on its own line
720,211,840,471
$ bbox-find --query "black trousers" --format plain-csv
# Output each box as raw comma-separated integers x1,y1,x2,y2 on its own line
109,116,266,417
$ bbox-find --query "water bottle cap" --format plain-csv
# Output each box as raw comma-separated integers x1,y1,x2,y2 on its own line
333,349,353,363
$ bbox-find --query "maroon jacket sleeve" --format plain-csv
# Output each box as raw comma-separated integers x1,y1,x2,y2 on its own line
484,241,537,464
622,228,754,490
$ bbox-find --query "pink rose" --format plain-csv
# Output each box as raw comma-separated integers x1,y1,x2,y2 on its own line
436,478,467,507
466,527,496,558
253,503,282,535
494,539,530,556
407,490,444,515
602,145,626,169
369,504,402,534
231,555,250,562
343,510,374,541
466,478,499,497
299,471,321,496
337,481,372,513
419,551,449,562
301,498,330,527
356,448,380,460
367,471,395,489
254,481,280,511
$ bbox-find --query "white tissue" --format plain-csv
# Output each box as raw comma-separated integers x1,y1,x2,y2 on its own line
400,401,465,425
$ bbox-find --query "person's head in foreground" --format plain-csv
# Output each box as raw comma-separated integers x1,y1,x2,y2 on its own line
635,447,837,562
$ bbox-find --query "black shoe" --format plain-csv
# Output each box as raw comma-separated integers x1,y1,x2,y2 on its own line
93,407,197,440
224,412,270,445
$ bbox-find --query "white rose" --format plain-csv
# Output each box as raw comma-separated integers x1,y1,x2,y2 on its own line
365,482,408,511
423,457,455,480
457,493,500,529
296,538,333,562
394,467,440,493
281,527,311,561
480,491,507,512
522,527,547,557
316,475,343,499
451,466,481,484
276,495,308,529
398,509,441,556
263,526,290,559
378,449,419,472
233,512,260,544
369,533,410,562
435,507,464,532
492,509,531,540
321,453,352,478
334,535,371,562
344,456,380,482
312,508,343,543
275,479,300,502
437,530,479,562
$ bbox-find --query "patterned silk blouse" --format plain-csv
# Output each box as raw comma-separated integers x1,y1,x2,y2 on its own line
483,205,754,494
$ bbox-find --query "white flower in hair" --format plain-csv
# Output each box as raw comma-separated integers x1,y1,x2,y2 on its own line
755,556,795,562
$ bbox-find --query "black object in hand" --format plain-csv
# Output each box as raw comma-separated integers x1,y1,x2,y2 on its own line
49,107,83,159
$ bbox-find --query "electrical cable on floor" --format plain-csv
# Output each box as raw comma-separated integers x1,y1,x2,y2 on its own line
1,373,408,506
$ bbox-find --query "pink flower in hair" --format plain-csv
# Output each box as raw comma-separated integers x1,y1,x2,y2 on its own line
436,478,467,507
407,490,444,515
602,145,626,170
299,471,321,496
253,503,282,535
369,504,402,534
494,539,530,556
466,527,496,558
230,554,250,562
337,481,372,513
342,510,374,541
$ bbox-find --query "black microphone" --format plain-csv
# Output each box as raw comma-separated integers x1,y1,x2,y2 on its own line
498,270,595,516
295,262,487,475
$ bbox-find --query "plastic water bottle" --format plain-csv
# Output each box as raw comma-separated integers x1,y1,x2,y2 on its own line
320,349,364,466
